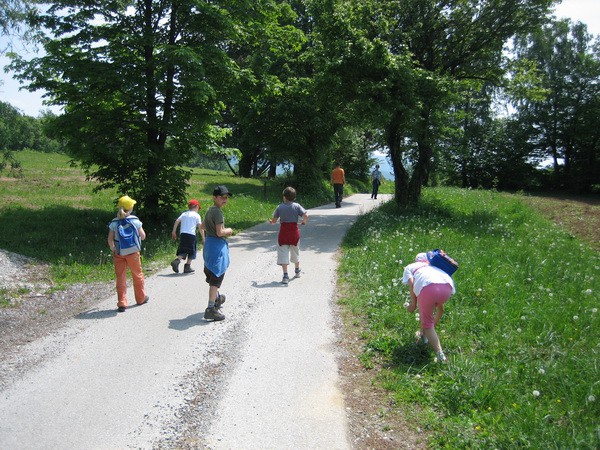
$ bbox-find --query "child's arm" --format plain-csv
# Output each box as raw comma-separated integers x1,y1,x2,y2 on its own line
406,279,418,313
300,212,308,225
171,219,180,240
215,222,233,237
107,229,116,253
269,217,278,224
198,222,206,243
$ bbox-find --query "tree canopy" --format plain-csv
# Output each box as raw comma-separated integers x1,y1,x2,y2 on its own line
10,0,303,220
6,0,598,219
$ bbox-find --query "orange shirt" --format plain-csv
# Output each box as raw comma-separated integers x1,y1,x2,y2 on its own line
331,167,345,184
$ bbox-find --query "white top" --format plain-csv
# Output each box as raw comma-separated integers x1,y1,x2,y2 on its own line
177,210,202,235
402,262,456,296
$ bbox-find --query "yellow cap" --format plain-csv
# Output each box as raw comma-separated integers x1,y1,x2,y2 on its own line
117,195,136,211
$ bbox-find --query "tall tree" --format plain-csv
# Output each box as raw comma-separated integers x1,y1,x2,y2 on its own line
512,19,600,192
319,0,555,206
10,0,295,220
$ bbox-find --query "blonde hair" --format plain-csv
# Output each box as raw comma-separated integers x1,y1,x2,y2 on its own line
117,207,131,219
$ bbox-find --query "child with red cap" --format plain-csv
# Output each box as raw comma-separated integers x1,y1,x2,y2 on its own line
171,199,205,274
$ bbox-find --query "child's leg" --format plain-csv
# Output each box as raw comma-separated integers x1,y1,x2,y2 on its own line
277,245,290,274
126,253,147,304
208,285,219,304
423,327,442,353
290,245,300,269
113,253,129,308
203,267,225,320
419,284,452,355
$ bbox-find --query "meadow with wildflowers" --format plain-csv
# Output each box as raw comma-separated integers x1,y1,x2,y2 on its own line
338,187,599,448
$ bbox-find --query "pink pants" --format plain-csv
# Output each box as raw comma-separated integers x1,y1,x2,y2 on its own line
113,252,146,308
417,283,453,329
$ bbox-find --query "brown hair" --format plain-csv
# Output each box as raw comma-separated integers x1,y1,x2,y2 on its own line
283,186,297,201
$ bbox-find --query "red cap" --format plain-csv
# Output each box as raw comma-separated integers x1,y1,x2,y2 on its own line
188,199,200,208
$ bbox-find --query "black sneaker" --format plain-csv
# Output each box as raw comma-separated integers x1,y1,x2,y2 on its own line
294,268,301,278
282,274,289,285
183,264,195,273
204,307,225,321
171,258,180,273
117,306,126,312
215,293,226,310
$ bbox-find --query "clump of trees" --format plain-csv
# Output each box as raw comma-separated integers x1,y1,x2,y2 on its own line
0,101,64,174
2,0,598,221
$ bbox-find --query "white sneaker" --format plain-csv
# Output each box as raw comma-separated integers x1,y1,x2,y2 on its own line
436,351,447,363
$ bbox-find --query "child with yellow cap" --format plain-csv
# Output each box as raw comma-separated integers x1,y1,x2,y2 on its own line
107,195,149,312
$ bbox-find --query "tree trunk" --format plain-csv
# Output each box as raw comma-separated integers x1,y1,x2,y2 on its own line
408,109,434,204
387,113,410,207
268,161,277,178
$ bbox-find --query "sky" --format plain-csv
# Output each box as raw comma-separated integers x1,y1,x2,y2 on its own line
1,0,599,119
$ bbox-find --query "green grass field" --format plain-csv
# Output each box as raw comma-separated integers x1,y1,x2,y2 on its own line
1,151,597,447
338,187,599,448
0,150,377,286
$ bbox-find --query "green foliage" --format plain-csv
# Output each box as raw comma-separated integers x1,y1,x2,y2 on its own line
9,0,302,221
0,101,63,155
338,187,599,448
0,150,333,286
511,18,600,193
317,0,555,205
0,0,29,38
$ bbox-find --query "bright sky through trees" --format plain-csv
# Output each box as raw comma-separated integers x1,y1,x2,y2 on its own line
1,0,598,117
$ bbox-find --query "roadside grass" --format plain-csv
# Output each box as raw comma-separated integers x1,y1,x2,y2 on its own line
0,150,375,288
338,187,599,448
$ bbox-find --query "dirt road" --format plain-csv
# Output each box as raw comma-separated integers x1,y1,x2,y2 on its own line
0,194,389,449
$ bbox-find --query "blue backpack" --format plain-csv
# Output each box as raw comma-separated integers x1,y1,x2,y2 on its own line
427,249,459,276
113,217,142,255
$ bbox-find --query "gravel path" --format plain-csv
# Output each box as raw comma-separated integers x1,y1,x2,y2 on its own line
0,194,391,449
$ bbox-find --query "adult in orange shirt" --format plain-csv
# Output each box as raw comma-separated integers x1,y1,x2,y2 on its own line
331,162,345,208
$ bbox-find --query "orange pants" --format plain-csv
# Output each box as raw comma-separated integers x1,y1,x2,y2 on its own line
112,252,146,308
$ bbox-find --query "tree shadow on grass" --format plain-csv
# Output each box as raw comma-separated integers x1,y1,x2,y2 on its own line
342,198,511,250
387,341,432,369
0,205,114,264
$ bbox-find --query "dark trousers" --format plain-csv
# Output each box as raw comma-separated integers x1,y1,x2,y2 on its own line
333,184,344,207
371,180,380,199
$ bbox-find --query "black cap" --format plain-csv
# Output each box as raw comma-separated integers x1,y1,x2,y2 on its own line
213,185,232,197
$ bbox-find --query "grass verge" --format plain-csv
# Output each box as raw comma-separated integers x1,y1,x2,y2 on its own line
338,187,599,448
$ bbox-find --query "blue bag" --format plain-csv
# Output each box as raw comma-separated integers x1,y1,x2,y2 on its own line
427,249,458,276
116,217,142,255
